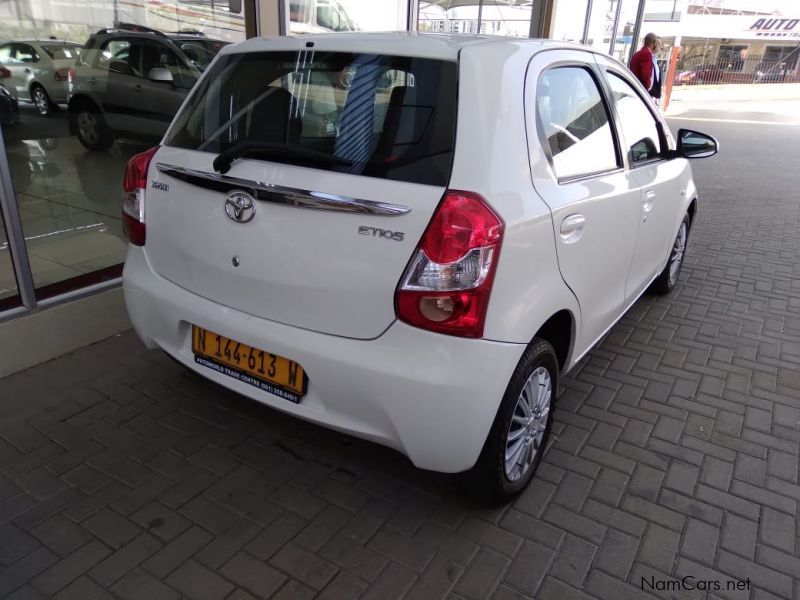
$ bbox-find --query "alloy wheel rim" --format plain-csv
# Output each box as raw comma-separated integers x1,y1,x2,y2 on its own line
669,223,688,286
505,366,552,482
78,112,98,144
33,89,48,114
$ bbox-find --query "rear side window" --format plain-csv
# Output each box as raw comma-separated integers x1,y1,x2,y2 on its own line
166,51,458,186
536,66,618,180
606,72,662,164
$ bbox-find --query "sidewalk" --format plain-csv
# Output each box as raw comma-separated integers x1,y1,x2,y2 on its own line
666,82,800,118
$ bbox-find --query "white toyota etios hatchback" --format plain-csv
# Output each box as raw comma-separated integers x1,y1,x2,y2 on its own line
123,33,717,503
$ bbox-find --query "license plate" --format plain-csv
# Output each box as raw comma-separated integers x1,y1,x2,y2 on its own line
191,326,307,403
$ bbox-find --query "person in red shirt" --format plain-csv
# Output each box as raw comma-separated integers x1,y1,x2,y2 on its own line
630,33,662,99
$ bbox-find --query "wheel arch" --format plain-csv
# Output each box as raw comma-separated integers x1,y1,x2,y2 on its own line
531,309,575,374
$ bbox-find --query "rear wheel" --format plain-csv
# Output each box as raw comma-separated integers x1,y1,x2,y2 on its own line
463,339,558,505
75,106,113,151
650,213,690,295
31,84,53,116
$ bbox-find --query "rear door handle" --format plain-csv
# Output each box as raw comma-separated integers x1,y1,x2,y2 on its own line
560,214,586,244
24,68,32,73
131,84,143,93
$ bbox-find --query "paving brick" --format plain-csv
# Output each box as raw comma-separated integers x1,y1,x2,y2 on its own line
629,464,666,502
317,571,369,600
451,548,508,600
219,552,287,599
270,543,338,590
164,559,234,600
194,519,261,570
457,517,523,558
619,419,653,447
579,446,637,475
639,524,680,572
129,501,191,542
52,575,115,600
31,540,111,596
717,550,792,598
28,515,90,558
245,512,306,561
0,522,40,566
88,532,162,587
756,545,800,579
552,472,593,512
513,477,556,518
658,489,723,527
499,510,564,550
269,484,327,521
360,562,417,600
594,529,638,580
404,554,463,600
681,518,720,566
412,522,479,566
271,579,316,600
758,507,795,554
312,479,370,513
585,569,658,600
0,547,58,598
734,454,767,486
83,508,141,550
542,505,605,544
581,499,647,537
695,485,760,520
720,513,757,561
622,496,684,532
503,541,553,596
589,468,629,507
766,450,798,483
730,480,796,515
536,576,595,600
549,534,596,588
664,462,699,496
700,456,733,491
141,525,213,579
62,481,130,522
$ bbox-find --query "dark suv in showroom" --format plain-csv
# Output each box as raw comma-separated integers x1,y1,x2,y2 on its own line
68,24,202,150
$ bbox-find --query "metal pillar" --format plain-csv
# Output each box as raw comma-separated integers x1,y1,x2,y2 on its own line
608,0,624,55
530,0,557,39
628,0,648,63
582,0,594,44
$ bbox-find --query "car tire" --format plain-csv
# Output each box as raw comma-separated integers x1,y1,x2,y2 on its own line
650,213,690,295
31,84,53,116
75,106,113,151
462,338,558,505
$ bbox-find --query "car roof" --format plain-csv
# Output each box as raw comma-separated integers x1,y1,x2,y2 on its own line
223,32,581,61
2,39,79,45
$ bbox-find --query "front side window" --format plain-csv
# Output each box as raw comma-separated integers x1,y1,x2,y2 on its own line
97,39,134,75
167,51,457,186
607,72,662,164
536,66,618,180
14,44,39,63
138,41,197,88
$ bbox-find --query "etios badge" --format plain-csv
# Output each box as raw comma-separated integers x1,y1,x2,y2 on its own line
225,191,256,223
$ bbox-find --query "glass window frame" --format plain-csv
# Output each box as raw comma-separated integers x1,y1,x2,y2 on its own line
533,61,624,184
601,66,669,169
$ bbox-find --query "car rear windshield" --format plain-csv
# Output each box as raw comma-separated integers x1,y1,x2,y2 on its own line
166,51,458,186
41,44,80,60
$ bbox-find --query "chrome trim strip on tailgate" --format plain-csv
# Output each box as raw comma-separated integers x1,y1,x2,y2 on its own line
156,163,411,216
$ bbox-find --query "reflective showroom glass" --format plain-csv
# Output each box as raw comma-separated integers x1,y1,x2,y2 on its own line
550,0,590,44
418,1,533,37
0,0,245,297
0,208,21,308
289,0,409,34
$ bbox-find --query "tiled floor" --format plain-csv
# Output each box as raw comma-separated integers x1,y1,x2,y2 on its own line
0,116,799,599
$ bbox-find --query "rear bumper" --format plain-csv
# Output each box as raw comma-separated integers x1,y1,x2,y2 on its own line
123,247,526,472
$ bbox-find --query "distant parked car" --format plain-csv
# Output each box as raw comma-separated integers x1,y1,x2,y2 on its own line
0,40,82,115
753,62,788,83
674,63,721,85
168,32,230,71
68,24,201,150
0,64,21,126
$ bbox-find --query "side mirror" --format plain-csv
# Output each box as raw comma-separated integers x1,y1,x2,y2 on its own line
676,128,718,159
148,67,174,84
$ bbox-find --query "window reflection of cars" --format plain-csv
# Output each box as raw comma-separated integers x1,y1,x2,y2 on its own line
68,25,201,151
753,62,788,83
0,40,82,115
168,33,230,71
1,62,21,125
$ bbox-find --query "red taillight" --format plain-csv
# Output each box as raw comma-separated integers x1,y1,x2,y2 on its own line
0,67,10,78
55,67,75,82
396,191,504,338
122,146,159,246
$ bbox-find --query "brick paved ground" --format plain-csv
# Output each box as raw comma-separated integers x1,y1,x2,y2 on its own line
1,120,799,599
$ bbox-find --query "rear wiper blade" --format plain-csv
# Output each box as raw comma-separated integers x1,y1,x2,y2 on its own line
212,141,352,173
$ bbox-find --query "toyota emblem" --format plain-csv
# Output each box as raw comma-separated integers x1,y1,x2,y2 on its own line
225,191,256,223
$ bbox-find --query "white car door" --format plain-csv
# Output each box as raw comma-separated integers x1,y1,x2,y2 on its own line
525,50,643,355
595,57,690,300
